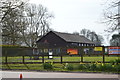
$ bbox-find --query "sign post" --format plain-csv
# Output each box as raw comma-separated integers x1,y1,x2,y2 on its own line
102,46,105,63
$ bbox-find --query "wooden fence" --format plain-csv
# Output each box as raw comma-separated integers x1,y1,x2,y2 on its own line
1,46,120,64
2,54,120,64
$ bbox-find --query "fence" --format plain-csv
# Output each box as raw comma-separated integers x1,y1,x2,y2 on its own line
1,46,120,64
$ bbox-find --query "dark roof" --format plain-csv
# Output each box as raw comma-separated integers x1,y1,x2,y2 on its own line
52,31,94,44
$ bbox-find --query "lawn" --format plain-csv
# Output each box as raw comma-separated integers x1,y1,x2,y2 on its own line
1,55,119,63
1,63,120,74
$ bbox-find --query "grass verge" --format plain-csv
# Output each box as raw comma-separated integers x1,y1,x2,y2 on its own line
1,63,120,74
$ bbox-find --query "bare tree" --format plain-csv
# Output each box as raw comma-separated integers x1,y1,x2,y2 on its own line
1,0,54,47
80,29,104,46
1,0,26,45
103,0,120,33
21,4,54,47
80,29,91,38
0,0,25,21
73,31,79,35
89,32,104,46
103,0,120,46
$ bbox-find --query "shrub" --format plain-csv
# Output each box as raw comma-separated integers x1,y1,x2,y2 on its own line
78,64,84,70
84,64,91,70
97,63,105,71
106,64,113,71
43,62,53,70
78,63,97,71
90,63,97,71
97,63,114,71
115,59,120,64
110,60,115,65
115,64,120,72
1,45,29,48
65,63,74,70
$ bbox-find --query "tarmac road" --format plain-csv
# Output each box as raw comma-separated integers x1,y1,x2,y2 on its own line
1,71,119,78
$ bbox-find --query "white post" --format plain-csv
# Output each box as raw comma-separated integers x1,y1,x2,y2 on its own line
49,51,53,59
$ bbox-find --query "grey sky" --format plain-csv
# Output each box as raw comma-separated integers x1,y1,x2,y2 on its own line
29,0,116,45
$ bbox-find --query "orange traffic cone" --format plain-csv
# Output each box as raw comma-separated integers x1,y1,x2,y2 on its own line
20,74,23,80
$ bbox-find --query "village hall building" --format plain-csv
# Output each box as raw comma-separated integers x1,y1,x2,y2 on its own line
36,31,95,55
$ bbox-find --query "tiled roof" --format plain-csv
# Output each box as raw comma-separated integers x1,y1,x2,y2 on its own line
53,31,94,44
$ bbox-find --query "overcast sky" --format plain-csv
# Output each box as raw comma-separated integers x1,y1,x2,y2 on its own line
29,0,116,46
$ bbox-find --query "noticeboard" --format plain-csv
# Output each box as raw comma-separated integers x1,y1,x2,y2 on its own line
109,47,120,54
67,49,78,55
94,47,103,51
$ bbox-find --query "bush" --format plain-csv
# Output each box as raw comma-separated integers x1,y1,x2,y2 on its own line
1,45,29,48
97,63,114,71
78,64,84,70
78,63,98,71
43,62,53,70
110,60,115,65
65,63,74,70
84,64,91,69
114,64,120,72
115,59,120,64
106,64,113,71
90,63,97,71
98,63,107,71
110,59,120,65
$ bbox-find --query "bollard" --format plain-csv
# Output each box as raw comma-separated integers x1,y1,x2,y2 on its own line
20,74,23,80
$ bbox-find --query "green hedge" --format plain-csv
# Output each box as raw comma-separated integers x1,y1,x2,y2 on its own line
1,45,29,48
1,45,33,56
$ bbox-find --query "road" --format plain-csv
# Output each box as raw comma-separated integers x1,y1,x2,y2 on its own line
1,71,119,78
